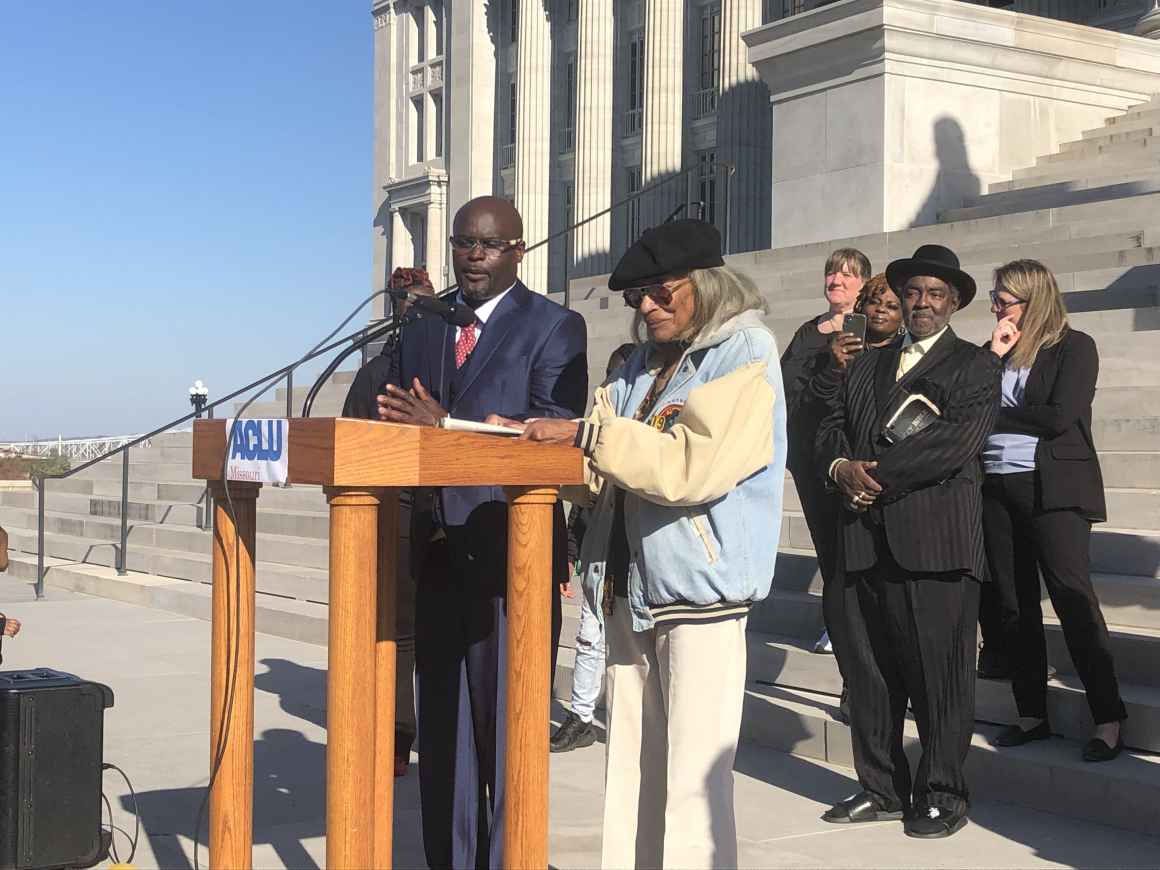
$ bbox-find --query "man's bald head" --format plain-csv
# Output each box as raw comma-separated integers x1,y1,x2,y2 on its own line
450,196,527,302
453,196,524,239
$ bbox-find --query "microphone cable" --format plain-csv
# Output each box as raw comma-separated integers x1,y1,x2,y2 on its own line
192,286,390,870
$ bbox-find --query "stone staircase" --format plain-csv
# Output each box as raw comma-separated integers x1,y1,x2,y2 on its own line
5,96,1160,834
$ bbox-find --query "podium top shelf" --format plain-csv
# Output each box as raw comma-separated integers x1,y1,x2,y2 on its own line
192,418,584,488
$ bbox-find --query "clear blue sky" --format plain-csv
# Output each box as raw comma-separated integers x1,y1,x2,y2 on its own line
0,0,371,440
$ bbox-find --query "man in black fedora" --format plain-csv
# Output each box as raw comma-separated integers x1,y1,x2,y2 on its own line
816,244,1002,838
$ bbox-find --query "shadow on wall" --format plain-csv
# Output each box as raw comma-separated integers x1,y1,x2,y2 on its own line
910,116,982,228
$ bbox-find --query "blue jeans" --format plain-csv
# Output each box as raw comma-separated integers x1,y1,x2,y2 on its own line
570,590,606,722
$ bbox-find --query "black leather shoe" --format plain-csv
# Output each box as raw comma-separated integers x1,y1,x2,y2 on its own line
1082,735,1123,763
994,720,1051,747
905,806,968,838
976,645,1012,680
822,791,904,824
550,712,597,753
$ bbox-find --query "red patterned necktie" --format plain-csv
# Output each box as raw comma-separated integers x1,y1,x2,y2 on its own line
455,321,479,369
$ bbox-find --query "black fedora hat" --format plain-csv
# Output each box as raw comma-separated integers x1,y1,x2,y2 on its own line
885,244,977,308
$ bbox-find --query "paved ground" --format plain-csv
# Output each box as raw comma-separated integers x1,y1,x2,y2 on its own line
4,576,1160,869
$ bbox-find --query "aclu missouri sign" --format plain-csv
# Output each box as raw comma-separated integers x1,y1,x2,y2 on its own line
225,419,288,484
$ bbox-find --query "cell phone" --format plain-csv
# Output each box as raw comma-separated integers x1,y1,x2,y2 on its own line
843,313,868,345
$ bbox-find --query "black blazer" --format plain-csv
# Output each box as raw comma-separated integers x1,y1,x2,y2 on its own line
817,327,1002,578
990,328,1106,522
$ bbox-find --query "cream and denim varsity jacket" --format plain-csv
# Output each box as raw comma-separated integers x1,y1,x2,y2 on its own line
572,309,787,632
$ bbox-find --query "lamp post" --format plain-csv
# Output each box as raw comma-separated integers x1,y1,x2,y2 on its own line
189,380,209,419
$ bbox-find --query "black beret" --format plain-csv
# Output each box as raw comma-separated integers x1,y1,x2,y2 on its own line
609,219,725,291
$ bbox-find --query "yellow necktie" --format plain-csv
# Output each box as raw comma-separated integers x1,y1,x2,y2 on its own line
897,343,924,381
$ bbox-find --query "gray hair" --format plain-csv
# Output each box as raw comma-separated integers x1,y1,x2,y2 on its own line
631,265,766,344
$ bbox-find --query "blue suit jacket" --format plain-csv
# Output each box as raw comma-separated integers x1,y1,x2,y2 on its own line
394,282,588,569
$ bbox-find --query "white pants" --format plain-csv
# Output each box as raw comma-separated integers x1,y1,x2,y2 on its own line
601,603,748,870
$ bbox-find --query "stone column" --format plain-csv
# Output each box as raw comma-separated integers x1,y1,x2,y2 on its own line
642,0,685,231
1139,1,1160,38
514,0,553,292
371,2,396,319
391,208,414,271
573,0,614,276
447,0,496,217
425,178,448,289
718,0,771,253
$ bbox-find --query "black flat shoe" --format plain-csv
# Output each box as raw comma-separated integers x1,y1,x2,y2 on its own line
822,791,905,824
993,720,1051,747
905,806,968,839
550,712,597,753
1082,735,1124,763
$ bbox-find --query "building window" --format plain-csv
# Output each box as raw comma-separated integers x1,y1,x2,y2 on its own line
567,0,578,21
502,79,517,169
624,30,645,137
433,92,444,158
413,98,426,163
626,167,642,246
697,150,718,226
510,0,519,43
431,0,444,56
413,8,426,64
694,4,721,118
560,55,576,154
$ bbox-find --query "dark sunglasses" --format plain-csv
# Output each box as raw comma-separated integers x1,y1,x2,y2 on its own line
989,289,1026,311
622,280,685,309
449,235,524,254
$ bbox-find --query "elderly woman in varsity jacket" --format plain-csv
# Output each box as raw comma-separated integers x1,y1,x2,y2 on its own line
519,220,787,870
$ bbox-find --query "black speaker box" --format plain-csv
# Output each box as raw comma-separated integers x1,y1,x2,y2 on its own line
0,669,113,870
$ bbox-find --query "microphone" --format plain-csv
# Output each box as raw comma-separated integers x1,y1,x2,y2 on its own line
389,289,477,328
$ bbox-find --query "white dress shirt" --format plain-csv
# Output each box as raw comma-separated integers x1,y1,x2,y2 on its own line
896,325,948,381
456,283,516,343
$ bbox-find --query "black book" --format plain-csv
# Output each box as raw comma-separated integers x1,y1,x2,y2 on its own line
881,392,941,444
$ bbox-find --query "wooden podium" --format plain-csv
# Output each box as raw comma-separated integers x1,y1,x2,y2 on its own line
192,418,583,869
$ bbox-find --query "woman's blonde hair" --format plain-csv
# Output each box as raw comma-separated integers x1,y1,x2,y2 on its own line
994,259,1069,369
631,265,767,345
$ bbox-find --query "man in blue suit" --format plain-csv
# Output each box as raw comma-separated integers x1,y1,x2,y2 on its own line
375,196,588,869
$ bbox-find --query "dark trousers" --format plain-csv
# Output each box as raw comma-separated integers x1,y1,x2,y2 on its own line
833,548,979,814
414,539,562,869
792,470,844,675
980,472,1126,724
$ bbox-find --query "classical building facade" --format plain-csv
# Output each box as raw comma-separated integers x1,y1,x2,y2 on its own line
369,0,1155,311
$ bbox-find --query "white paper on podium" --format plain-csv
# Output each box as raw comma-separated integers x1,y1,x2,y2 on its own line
438,416,522,437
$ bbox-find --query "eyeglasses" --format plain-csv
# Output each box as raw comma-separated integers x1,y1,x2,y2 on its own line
989,289,1026,311
622,279,687,309
448,235,524,254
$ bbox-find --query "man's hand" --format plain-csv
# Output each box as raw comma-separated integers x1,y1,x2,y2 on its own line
521,419,581,444
3,617,21,638
377,378,448,426
990,319,1021,359
833,459,882,512
830,333,864,370
560,580,575,599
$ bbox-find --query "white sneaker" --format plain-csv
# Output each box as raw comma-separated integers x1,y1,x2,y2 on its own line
814,630,833,654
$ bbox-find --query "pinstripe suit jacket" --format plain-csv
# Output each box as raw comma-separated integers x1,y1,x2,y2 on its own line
817,327,1002,578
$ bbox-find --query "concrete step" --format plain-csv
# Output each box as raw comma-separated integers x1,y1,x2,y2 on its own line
940,178,1160,223
740,685,1160,835
4,526,329,602
73,459,192,483
1065,125,1156,153
990,166,1160,196
757,582,1160,690
746,632,1160,753
3,553,327,645
1092,417,1160,451
1101,451,1160,488
1034,137,1160,167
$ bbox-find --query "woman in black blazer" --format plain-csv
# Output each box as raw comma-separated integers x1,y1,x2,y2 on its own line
981,259,1126,762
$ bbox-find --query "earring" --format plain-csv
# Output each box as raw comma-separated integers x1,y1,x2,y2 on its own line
898,324,908,335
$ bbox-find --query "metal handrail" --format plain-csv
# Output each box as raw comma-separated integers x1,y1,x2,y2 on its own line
30,159,718,598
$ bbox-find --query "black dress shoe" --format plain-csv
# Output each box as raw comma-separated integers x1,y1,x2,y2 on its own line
550,712,597,753
905,806,968,839
976,645,1012,680
822,791,905,824
993,720,1051,747
1082,735,1124,763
